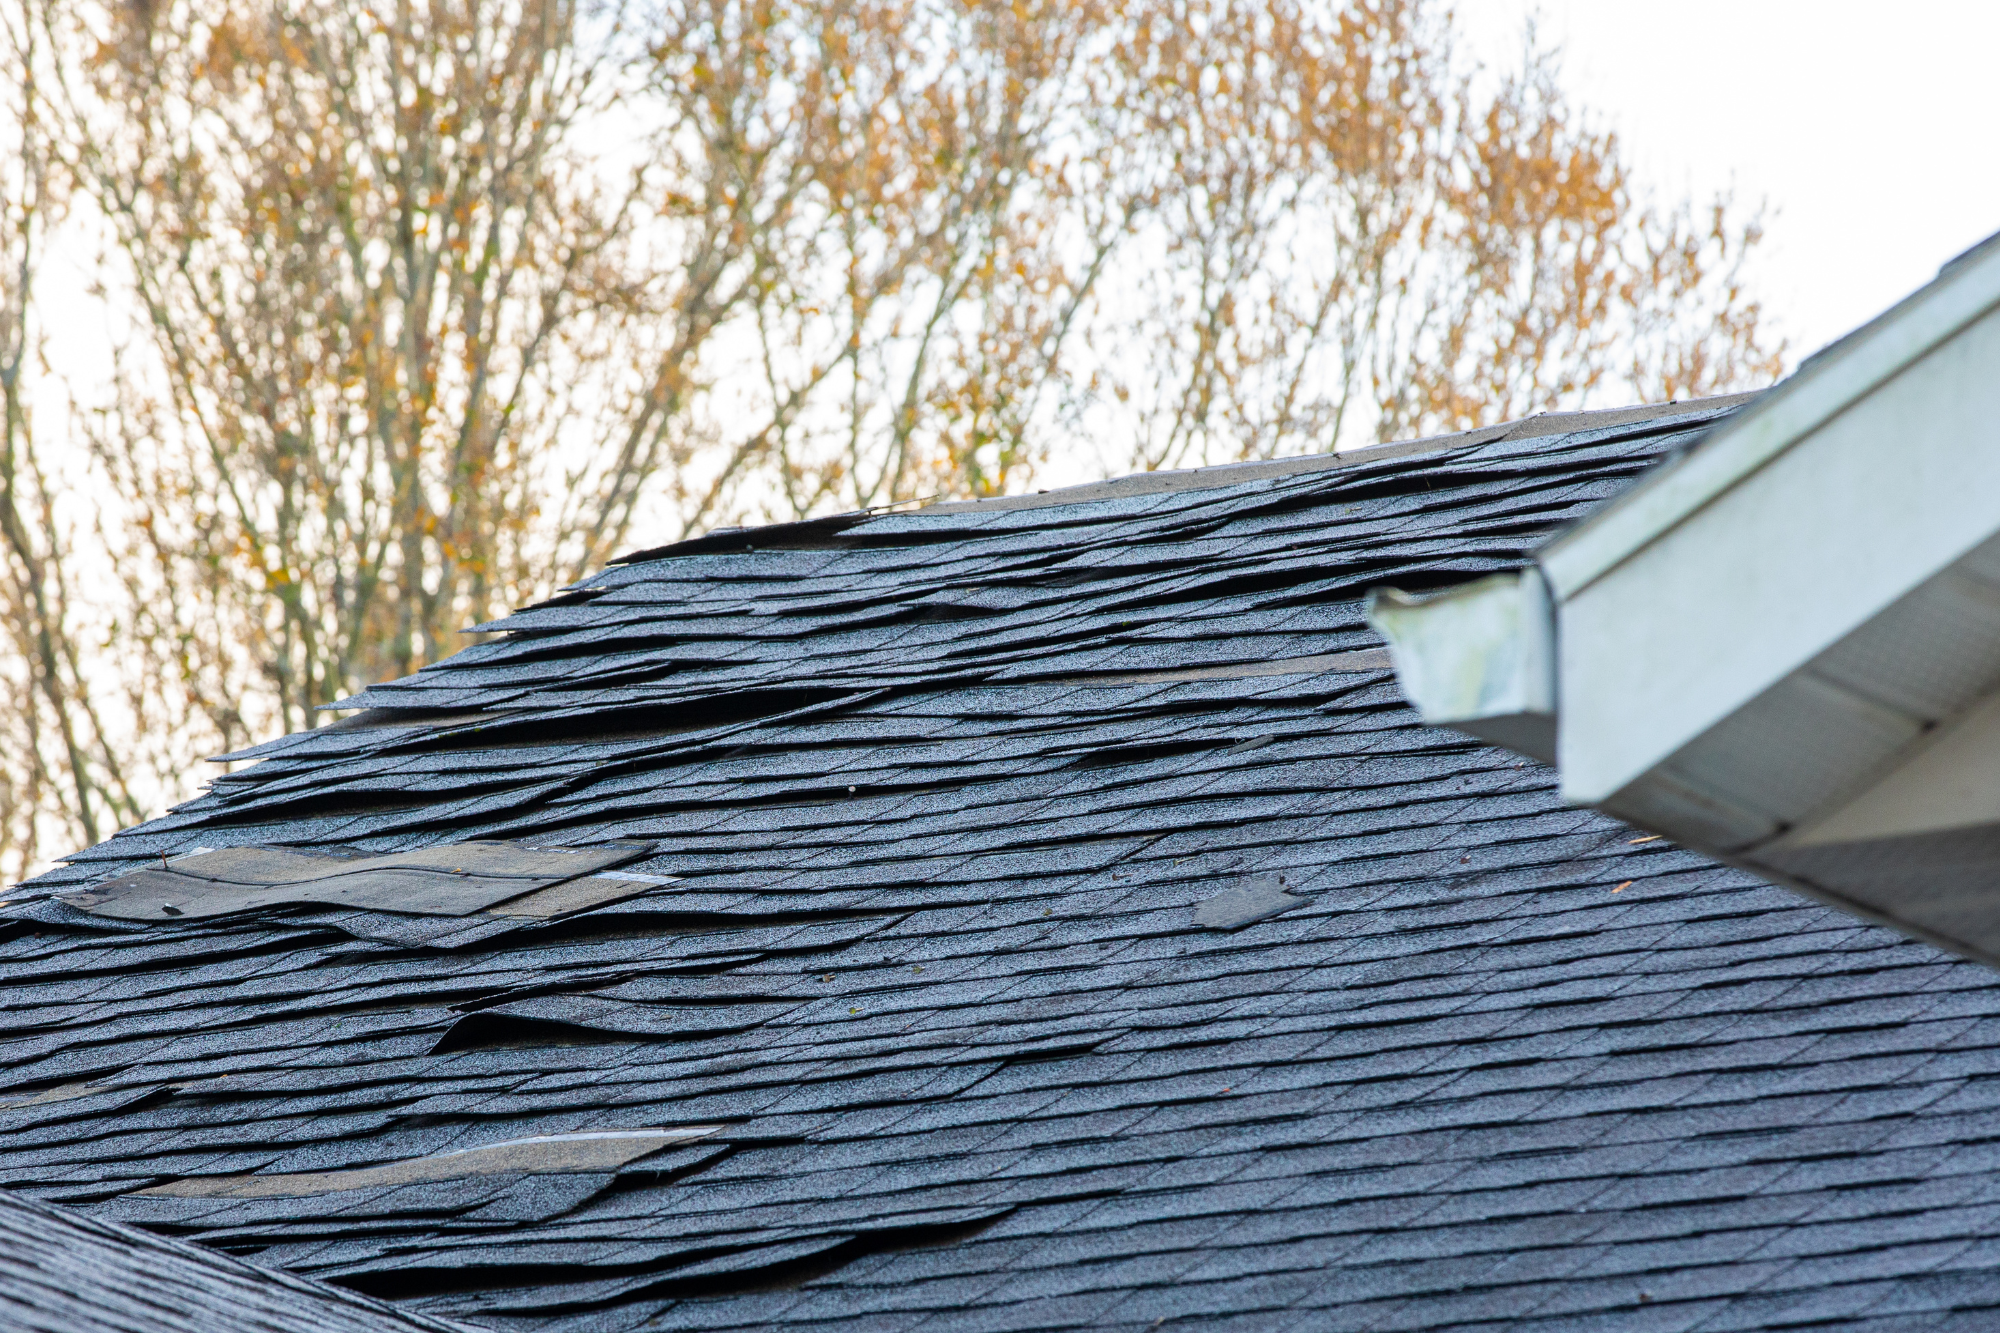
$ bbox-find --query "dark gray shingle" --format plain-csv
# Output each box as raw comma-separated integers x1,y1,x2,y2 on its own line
8,401,2000,1331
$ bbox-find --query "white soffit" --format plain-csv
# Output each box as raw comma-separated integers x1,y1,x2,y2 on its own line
1371,229,2000,968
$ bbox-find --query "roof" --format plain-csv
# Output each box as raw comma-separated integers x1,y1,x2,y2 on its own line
0,1185,474,1332
11,398,2000,1332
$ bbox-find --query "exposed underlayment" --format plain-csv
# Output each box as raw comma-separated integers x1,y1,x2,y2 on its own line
63,841,651,922
0,1185,476,1332
9,398,2000,1330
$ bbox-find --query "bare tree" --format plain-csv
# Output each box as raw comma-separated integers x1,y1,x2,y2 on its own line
1067,0,1783,470
0,0,1786,878
636,0,1126,532
0,0,143,881
46,0,650,741
632,0,1783,502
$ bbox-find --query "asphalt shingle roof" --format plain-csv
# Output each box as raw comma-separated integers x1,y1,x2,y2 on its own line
7,399,2000,1332
0,1185,474,1332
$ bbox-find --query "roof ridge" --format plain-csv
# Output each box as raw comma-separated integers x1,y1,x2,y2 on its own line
914,392,1761,517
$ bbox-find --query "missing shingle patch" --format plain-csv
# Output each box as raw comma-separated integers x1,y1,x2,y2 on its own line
61,840,654,922
1193,874,1309,930
133,1127,722,1199
0,1078,122,1111
429,1013,641,1054
429,992,800,1053
1070,739,1234,770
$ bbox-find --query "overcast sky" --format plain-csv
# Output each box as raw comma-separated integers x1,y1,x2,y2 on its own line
1458,0,2000,361
34,3,1997,467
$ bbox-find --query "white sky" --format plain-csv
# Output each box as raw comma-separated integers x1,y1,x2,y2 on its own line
1456,0,2000,361
35,3,2000,482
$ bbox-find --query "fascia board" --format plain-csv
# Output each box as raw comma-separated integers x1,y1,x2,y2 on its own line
1541,231,2000,601
1553,306,2000,807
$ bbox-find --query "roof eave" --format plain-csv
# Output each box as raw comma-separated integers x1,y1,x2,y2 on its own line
1372,228,2000,967
1541,229,2000,601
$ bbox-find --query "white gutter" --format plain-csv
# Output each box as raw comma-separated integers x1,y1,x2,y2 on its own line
1368,229,2000,969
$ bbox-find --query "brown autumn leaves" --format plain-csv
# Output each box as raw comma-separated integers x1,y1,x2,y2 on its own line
0,0,1782,877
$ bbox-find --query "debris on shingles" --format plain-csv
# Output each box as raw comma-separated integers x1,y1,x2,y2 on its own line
11,402,2000,1331
0,1185,477,1333
1192,874,1308,930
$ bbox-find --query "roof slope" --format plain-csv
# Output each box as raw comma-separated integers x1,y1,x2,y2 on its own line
9,401,2000,1331
0,1185,475,1332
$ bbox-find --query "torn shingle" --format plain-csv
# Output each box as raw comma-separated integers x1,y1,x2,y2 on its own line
61,840,651,920
9,399,2000,1333
135,1127,722,1199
